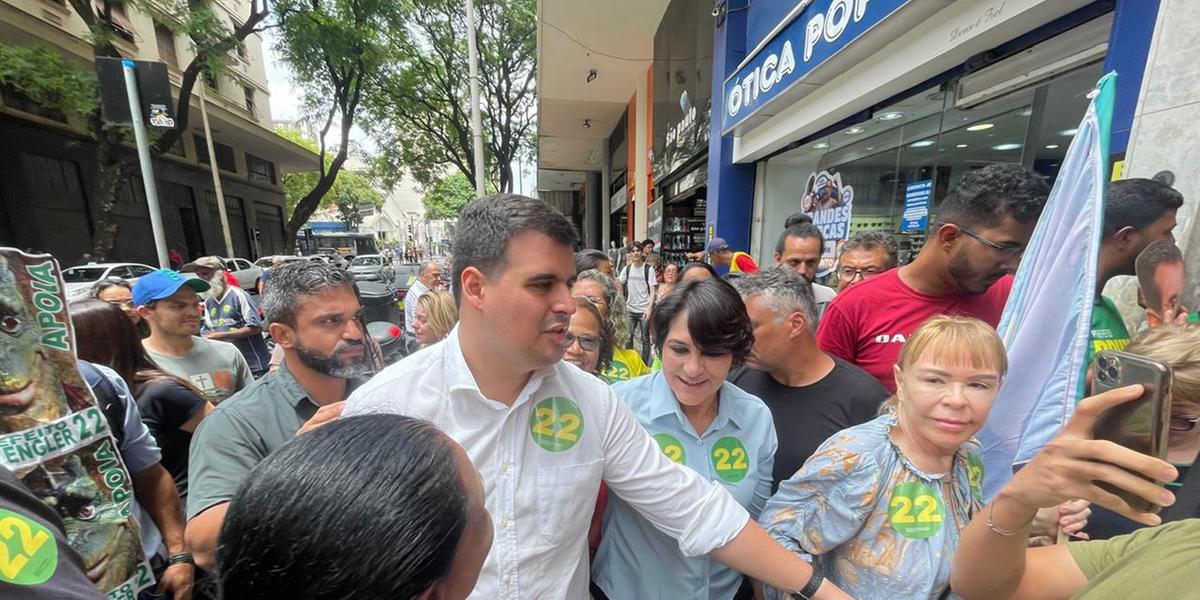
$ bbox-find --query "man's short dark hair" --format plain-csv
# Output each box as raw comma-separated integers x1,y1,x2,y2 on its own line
1104,178,1184,238
937,164,1051,229
452,194,578,303
262,262,356,325
641,240,655,251
574,249,610,274
775,223,825,255
841,230,899,268
784,213,813,228
649,278,754,367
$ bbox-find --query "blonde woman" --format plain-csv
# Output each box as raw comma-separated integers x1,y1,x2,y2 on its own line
413,289,458,347
760,316,1006,599
573,269,649,381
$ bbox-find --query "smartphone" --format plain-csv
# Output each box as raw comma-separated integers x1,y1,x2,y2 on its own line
1092,350,1173,513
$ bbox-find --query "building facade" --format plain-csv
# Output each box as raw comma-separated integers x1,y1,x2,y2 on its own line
0,0,316,263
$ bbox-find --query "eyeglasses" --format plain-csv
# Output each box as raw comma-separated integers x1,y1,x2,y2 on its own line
1171,414,1198,432
573,294,605,307
104,299,135,309
564,332,600,352
951,224,1024,259
838,267,883,281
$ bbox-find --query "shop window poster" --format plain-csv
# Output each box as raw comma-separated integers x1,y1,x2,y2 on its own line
801,170,854,277
0,249,153,599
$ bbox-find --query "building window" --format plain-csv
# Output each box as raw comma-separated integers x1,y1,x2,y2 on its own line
203,70,218,92
95,0,135,42
243,86,256,116
155,23,178,66
246,153,276,185
194,134,238,173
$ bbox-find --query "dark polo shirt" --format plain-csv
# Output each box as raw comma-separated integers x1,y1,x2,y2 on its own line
185,361,365,520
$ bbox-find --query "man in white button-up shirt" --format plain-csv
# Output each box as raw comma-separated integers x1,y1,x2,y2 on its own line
346,195,849,600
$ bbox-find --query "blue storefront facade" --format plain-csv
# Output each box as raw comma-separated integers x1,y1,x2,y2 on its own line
706,0,1162,269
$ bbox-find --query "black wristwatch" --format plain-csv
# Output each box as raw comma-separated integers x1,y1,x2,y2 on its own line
791,570,824,600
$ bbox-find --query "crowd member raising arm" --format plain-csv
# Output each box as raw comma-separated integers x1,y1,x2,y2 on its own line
950,385,1188,600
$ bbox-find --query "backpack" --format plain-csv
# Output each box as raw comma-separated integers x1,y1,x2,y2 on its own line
78,362,127,448
621,263,652,296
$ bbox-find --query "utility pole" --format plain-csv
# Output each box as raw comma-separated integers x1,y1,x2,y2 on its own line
121,60,169,268
466,0,486,197
199,84,236,257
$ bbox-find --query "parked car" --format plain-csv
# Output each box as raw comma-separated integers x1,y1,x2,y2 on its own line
219,257,264,293
62,262,156,302
253,255,305,269
348,254,395,283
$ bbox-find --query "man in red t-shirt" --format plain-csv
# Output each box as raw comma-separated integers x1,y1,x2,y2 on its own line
818,164,1051,391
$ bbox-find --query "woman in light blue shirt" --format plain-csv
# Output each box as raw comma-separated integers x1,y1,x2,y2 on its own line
592,278,777,599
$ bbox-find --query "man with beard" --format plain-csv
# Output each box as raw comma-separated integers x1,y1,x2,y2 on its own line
729,267,887,493
817,164,1050,391
184,262,370,570
136,270,252,404
773,223,838,317
184,257,271,377
345,195,852,600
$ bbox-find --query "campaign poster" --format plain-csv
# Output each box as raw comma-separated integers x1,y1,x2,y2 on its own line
801,170,854,278
0,249,153,599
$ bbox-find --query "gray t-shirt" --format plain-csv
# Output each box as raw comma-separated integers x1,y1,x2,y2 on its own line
621,262,656,313
185,362,363,520
146,337,251,404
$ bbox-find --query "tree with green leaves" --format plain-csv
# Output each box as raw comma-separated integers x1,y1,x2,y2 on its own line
273,0,399,250
14,0,275,258
365,0,536,194
276,128,382,232
423,172,475,220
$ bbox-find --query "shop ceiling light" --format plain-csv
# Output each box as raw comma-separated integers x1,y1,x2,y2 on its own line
956,144,968,148
992,143,1022,151
966,123,994,132
1045,144,1059,149
877,112,904,121
1059,128,1078,136
812,142,830,149
844,126,866,134
910,140,935,148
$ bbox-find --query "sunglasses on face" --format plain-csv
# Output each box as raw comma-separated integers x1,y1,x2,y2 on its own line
564,332,600,352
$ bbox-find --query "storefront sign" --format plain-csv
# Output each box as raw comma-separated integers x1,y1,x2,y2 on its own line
901,179,931,232
801,170,854,277
610,187,628,215
722,0,910,134
652,0,714,182
648,199,664,242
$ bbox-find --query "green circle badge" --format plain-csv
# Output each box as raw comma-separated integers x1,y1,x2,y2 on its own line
966,453,985,502
710,437,749,483
888,482,945,539
605,359,632,381
0,510,57,585
529,397,584,452
653,433,686,464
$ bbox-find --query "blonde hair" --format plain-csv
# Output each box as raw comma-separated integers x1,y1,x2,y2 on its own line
417,289,458,342
887,316,1007,408
1125,324,1200,405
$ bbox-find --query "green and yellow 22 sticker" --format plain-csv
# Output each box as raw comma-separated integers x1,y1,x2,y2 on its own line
966,454,985,502
0,509,57,585
888,481,945,539
529,397,584,452
653,433,685,464
710,437,749,483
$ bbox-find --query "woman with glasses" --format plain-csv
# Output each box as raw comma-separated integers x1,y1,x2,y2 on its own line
1083,324,1200,540
564,297,614,376
91,277,150,337
591,278,776,600
573,269,649,381
761,316,1009,599
657,263,680,300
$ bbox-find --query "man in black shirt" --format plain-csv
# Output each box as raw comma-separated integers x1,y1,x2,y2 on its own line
729,266,888,492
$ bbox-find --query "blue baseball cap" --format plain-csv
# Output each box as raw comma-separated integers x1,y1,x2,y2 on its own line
132,269,210,306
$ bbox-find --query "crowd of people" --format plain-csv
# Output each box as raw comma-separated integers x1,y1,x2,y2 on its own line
4,163,1198,600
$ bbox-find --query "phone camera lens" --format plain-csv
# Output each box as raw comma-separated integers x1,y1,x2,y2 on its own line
1105,366,1120,382
1097,356,1111,370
